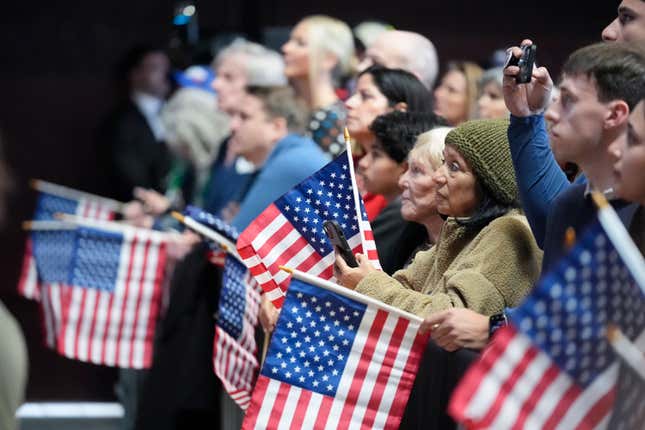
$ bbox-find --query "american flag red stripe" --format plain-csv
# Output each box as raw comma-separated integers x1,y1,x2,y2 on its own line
36,227,167,368
449,326,637,429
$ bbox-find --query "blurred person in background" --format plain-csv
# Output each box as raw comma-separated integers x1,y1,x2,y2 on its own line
434,61,483,126
100,45,172,202
476,67,509,120
124,65,230,225
345,65,434,220
352,20,392,64
282,15,355,157
0,134,27,430
358,30,440,91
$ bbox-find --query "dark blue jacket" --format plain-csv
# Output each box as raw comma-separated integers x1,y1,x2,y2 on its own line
541,183,640,273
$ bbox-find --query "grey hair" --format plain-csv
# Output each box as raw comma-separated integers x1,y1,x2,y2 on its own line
478,67,505,91
213,39,287,86
399,31,439,90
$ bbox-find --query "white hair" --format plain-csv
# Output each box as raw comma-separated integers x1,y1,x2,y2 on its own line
410,126,453,171
213,39,287,86
399,31,439,91
161,87,229,169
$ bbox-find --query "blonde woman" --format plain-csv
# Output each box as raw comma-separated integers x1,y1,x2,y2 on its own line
434,61,483,126
282,15,355,156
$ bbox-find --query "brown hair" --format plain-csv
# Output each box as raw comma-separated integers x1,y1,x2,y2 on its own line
562,42,645,109
246,85,308,133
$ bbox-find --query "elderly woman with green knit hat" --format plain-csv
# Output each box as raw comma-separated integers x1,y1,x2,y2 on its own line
334,118,542,318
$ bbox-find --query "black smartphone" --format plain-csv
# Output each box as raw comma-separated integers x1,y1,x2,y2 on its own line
323,220,358,268
505,44,537,84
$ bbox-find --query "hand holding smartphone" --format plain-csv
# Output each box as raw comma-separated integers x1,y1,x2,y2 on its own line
323,220,358,268
505,44,537,84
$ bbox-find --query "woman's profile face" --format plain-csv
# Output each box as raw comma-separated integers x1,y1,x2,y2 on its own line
399,154,440,224
432,144,481,217
345,73,391,140
282,22,310,79
433,70,469,126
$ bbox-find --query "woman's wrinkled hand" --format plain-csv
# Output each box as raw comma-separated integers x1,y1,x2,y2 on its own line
333,251,376,290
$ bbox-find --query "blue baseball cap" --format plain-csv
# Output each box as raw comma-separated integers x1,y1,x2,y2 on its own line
173,65,216,93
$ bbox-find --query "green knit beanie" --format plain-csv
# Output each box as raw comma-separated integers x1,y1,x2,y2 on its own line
444,118,518,206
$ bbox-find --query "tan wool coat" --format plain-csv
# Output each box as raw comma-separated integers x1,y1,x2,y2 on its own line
355,211,543,318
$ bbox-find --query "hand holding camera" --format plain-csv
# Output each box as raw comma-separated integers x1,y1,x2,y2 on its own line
502,39,554,117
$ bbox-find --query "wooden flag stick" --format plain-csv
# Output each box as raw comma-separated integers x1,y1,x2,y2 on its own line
261,331,271,368
30,179,125,212
170,211,241,260
278,265,423,323
343,127,369,257
22,220,76,231
606,324,645,382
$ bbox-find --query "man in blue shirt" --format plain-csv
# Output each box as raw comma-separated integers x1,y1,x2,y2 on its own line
228,85,328,231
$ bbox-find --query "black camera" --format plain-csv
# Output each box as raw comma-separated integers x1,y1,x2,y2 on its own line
505,44,537,84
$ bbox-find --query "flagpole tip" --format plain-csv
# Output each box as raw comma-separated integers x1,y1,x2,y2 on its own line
22,221,33,231
605,324,620,343
170,211,185,223
591,191,609,210
344,127,350,143
279,265,294,274
28,179,40,189
564,227,576,250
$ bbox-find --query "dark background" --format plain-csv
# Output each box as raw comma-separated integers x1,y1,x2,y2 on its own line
0,0,617,400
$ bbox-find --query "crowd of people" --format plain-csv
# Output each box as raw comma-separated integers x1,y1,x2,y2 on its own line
2,1,645,429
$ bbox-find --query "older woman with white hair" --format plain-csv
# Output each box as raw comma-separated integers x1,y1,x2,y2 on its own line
282,15,355,157
399,126,452,244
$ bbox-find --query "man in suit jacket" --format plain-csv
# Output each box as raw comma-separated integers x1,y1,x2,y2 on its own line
101,46,172,202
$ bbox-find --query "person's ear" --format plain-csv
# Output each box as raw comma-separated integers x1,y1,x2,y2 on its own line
321,52,339,73
393,102,408,112
270,116,288,140
604,100,630,129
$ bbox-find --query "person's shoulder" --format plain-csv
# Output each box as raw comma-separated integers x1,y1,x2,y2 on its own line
482,210,534,238
271,134,328,167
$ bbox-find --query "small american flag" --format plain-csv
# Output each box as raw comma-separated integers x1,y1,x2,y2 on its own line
214,255,262,410
449,221,645,429
31,223,169,368
19,191,117,300
237,152,380,308
184,205,239,267
182,206,262,409
242,274,428,430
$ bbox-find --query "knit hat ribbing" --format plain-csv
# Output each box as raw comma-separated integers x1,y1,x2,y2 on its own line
444,118,518,206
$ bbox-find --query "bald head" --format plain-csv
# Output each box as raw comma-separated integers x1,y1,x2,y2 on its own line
359,30,439,90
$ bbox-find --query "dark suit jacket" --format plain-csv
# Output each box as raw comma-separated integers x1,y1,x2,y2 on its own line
100,100,171,201
542,184,640,273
